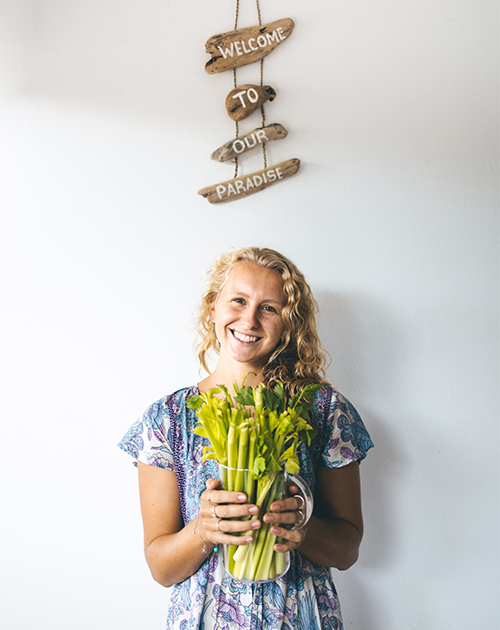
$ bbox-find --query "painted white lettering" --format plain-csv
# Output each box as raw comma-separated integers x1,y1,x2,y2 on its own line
248,38,258,51
241,39,251,54
253,175,263,187
276,167,283,179
261,171,268,184
233,139,246,154
246,178,254,189
257,35,267,48
277,27,286,41
227,183,237,196
267,169,277,182
245,134,257,149
247,88,259,104
256,130,268,143
232,91,247,108
234,41,243,56
218,43,234,59
216,185,227,199
266,30,279,46
235,180,246,194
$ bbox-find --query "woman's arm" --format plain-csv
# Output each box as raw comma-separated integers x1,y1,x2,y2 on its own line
138,461,204,587
300,462,364,569
137,462,260,587
264,462,364,570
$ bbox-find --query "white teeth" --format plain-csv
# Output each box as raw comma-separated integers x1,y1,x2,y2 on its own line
232,330,259,343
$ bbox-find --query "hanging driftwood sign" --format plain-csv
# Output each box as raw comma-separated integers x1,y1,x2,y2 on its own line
198,158,300,204
205,18,295,74
226,84,276,121
211,123,288,162
197,5,299,205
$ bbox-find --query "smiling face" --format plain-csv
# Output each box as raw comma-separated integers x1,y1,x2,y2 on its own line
210,261,286,375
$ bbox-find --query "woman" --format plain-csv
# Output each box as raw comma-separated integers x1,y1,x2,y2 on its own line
118,247,373,629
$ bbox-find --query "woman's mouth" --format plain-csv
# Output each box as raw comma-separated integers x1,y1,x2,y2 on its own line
231,329,261,343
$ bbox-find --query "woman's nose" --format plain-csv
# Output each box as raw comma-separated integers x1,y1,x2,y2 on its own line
241,305,259,328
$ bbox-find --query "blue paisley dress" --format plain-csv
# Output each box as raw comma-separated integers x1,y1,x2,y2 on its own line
118,385,373,630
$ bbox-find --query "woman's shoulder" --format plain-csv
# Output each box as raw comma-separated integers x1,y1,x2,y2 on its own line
146,384,199,409
117,385,200,467
163,384,199,404
315,385,370,433
313,384,349,413
129,385,199,430
314,384,374,462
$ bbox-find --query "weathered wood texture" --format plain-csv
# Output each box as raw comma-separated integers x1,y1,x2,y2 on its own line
198,158,300,204
211,123,288,162
205,18,295,74
225,84,276,122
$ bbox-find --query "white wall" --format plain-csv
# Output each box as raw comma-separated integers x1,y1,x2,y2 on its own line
1,1,498,628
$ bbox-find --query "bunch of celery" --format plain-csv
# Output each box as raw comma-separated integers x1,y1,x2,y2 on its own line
187,379,320,582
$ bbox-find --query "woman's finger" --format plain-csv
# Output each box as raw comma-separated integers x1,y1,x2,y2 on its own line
269,494,304,514
263,510,297,525
212,517,261,535
263,503,306,527
270,525,308,552
210,502,259,520
201,516,260,546
203,487,250,507
202,498,259,521
271,526,303,543
210,530,256,546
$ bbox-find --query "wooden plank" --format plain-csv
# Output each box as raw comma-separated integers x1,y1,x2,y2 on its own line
211,123,288,162
198,158,300,204
225,84,276,121
205,18,295,74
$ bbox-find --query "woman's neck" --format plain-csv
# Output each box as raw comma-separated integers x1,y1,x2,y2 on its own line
198,362,265,393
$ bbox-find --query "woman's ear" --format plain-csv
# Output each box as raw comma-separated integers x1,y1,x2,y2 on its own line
207,293,216,321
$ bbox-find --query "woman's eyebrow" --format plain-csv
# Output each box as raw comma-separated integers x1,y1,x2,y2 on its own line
230,290,283,305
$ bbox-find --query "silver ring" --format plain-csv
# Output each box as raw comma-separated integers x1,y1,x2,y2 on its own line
294,494,305,510
211,506,218,519
292,509,305,530
217,519,223,533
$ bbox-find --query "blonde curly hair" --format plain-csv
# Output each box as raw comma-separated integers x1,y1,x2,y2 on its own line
195,247,329,394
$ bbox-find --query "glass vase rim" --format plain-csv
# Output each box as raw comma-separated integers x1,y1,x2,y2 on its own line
218,462,253,473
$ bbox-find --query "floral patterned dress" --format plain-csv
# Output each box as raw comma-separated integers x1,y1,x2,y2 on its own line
118,385,373,630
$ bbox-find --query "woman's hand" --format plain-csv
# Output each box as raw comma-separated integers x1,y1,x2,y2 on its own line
263,485,309,553
199,479,262,548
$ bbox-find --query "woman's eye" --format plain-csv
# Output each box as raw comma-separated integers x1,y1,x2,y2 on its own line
263,305,277,313
233,298,245,304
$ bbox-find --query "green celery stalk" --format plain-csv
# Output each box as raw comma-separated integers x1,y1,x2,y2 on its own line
227,422,237,489
199,410,227,464
274,541,287,576
254,385,264,415
245,428,257,501
247,473,282,580
254,529,278,582
232,468,276,570
246,523,270,580
234,423,248,492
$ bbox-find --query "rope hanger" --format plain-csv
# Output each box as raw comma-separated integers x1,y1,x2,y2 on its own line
232,0,267,178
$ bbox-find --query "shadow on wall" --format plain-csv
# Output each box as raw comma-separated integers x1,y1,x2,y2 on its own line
315,290,404,629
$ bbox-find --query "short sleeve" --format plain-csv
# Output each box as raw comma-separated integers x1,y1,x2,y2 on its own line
317,388,374,468
117,397,175,470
